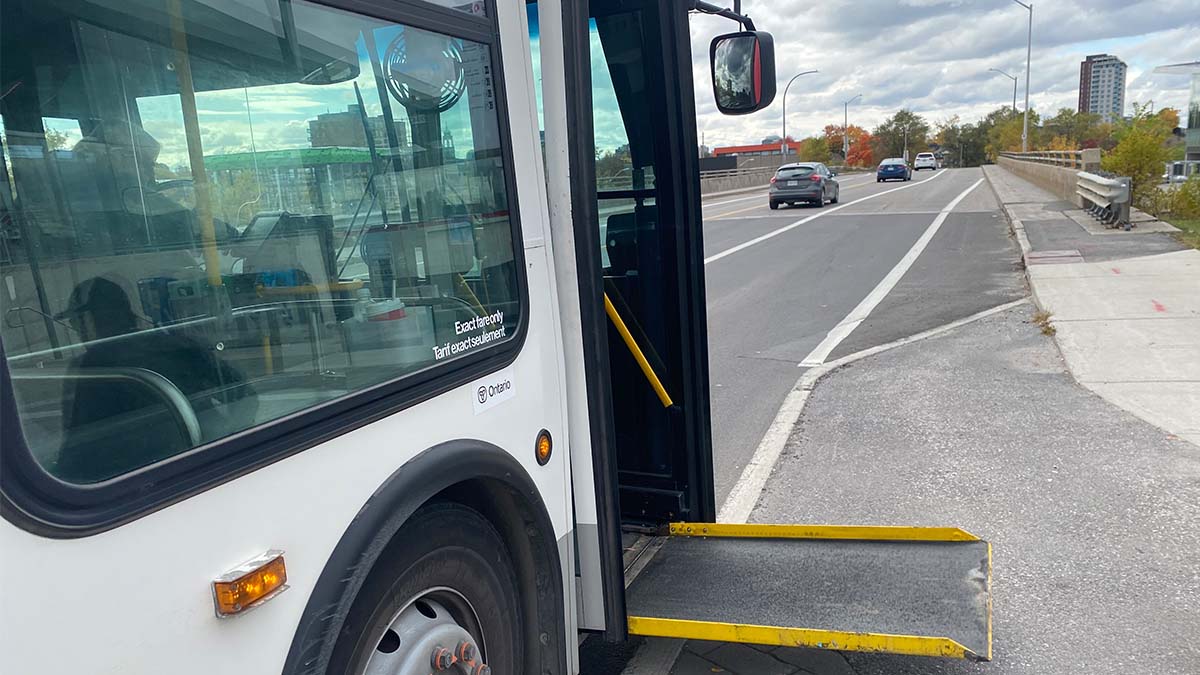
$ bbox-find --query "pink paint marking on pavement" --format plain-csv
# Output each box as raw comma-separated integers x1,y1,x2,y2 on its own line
1111,267,1121,274
1151,300,1167,313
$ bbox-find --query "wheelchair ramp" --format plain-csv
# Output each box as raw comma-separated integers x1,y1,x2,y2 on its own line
624,523,992,661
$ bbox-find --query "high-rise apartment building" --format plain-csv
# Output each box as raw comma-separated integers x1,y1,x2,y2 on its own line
1078,54,1127,122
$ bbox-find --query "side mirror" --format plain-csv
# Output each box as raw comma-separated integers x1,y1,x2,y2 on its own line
710,31,776,115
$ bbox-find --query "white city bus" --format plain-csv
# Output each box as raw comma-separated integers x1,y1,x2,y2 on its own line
0,0,991,673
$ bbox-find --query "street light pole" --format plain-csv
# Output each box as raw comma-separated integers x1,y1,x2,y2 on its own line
843,93,862,161
989,68,1018,113
902,126,909,161
781,70,818,157
1011,0,1033,152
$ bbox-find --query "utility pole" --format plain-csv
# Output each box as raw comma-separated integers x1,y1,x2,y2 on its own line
780,70,818,157
989,68,1018,114
843,94,862,162
1010,0,1033,152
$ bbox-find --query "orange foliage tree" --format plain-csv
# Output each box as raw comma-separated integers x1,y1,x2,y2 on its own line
823,124,874,166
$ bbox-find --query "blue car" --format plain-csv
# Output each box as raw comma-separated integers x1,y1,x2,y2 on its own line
877,158,912,182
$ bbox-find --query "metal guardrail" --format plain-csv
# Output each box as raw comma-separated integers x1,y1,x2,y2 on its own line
1076,171,1132,230
699,167,777,179
999,149,1102,170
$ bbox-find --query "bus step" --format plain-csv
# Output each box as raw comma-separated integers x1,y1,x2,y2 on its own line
624,522,991,661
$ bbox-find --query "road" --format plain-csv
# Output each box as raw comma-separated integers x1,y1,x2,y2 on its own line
699,168,1023,506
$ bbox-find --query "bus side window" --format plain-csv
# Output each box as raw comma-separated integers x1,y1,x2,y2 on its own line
1,0,524,484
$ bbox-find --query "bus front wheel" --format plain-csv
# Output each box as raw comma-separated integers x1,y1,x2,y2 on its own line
329,502,524,675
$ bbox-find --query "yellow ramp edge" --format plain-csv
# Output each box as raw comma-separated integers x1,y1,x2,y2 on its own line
627,616,986,661
669,521,981,542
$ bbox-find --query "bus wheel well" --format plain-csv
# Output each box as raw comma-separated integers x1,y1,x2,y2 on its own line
432,477,567,675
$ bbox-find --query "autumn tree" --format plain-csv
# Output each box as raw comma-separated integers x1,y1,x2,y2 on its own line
846,131,875,167
823,124,872,165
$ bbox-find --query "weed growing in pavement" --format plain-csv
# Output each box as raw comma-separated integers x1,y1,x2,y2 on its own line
1031,310,1057,336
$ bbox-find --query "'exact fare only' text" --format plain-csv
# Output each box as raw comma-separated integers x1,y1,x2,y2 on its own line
433,310,506,361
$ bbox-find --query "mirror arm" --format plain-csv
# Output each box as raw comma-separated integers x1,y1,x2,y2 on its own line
689,0,755,30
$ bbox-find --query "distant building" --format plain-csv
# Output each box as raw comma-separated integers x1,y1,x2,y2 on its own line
1078,54,1127,122
712,140,801,157
308,104,408,150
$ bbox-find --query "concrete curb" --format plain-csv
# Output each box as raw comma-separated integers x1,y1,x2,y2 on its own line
981,166,1047,311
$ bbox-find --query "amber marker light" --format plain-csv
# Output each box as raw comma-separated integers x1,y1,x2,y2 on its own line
535,429,553,466
212,550,288,617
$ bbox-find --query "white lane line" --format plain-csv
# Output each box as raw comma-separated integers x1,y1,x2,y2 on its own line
797,177,985,367
703,170,946,265
717,296,1029,523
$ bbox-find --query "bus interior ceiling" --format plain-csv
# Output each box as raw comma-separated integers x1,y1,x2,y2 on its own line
588,0,714,530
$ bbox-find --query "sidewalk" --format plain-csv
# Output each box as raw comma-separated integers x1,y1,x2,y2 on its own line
982,165,1200,447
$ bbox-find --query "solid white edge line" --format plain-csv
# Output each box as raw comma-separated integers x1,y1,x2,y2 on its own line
703,170,946,265
798,177,985,367
717,297,1030,524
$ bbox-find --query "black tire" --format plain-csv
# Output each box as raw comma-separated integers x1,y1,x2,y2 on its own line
831,189,839,204
813,198,824,208
327,502,523,675
769,201,778,210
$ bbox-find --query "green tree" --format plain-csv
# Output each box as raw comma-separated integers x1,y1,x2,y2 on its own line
986,108,1041,159
935,116,991,168
44,128,69,151
1102,103,1173,210
872,110,930,160
796,136,831,163
1041,108,1102,148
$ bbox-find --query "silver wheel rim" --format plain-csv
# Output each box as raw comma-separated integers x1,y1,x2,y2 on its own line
360,587,488,675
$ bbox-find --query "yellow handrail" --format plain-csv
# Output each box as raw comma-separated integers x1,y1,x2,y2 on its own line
603,293,673,408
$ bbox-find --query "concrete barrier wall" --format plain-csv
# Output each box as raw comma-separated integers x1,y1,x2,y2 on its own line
700,170,774,195
996,156,1084,207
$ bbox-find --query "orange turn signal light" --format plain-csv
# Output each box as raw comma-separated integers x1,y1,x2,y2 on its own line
212,550,288,617
535,429,553,466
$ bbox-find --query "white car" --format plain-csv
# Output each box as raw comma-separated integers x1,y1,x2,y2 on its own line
914,152,938,171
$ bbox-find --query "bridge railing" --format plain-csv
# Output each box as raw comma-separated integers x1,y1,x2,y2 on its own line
998,149,1102,171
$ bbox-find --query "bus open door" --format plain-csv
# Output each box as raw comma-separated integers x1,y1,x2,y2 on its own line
547,0,993,661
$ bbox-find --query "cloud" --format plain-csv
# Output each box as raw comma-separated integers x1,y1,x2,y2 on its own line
690,0,1199,147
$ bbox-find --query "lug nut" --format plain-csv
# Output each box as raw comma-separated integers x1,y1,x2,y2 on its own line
457,641,476,662
473,664,491,675
431,647,454,671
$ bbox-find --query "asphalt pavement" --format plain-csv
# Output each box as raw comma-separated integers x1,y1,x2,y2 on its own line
751,307,1200,675
701,168,1023,505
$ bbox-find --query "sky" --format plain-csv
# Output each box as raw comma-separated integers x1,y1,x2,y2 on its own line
687,0,1200,148
26,0,1198,163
